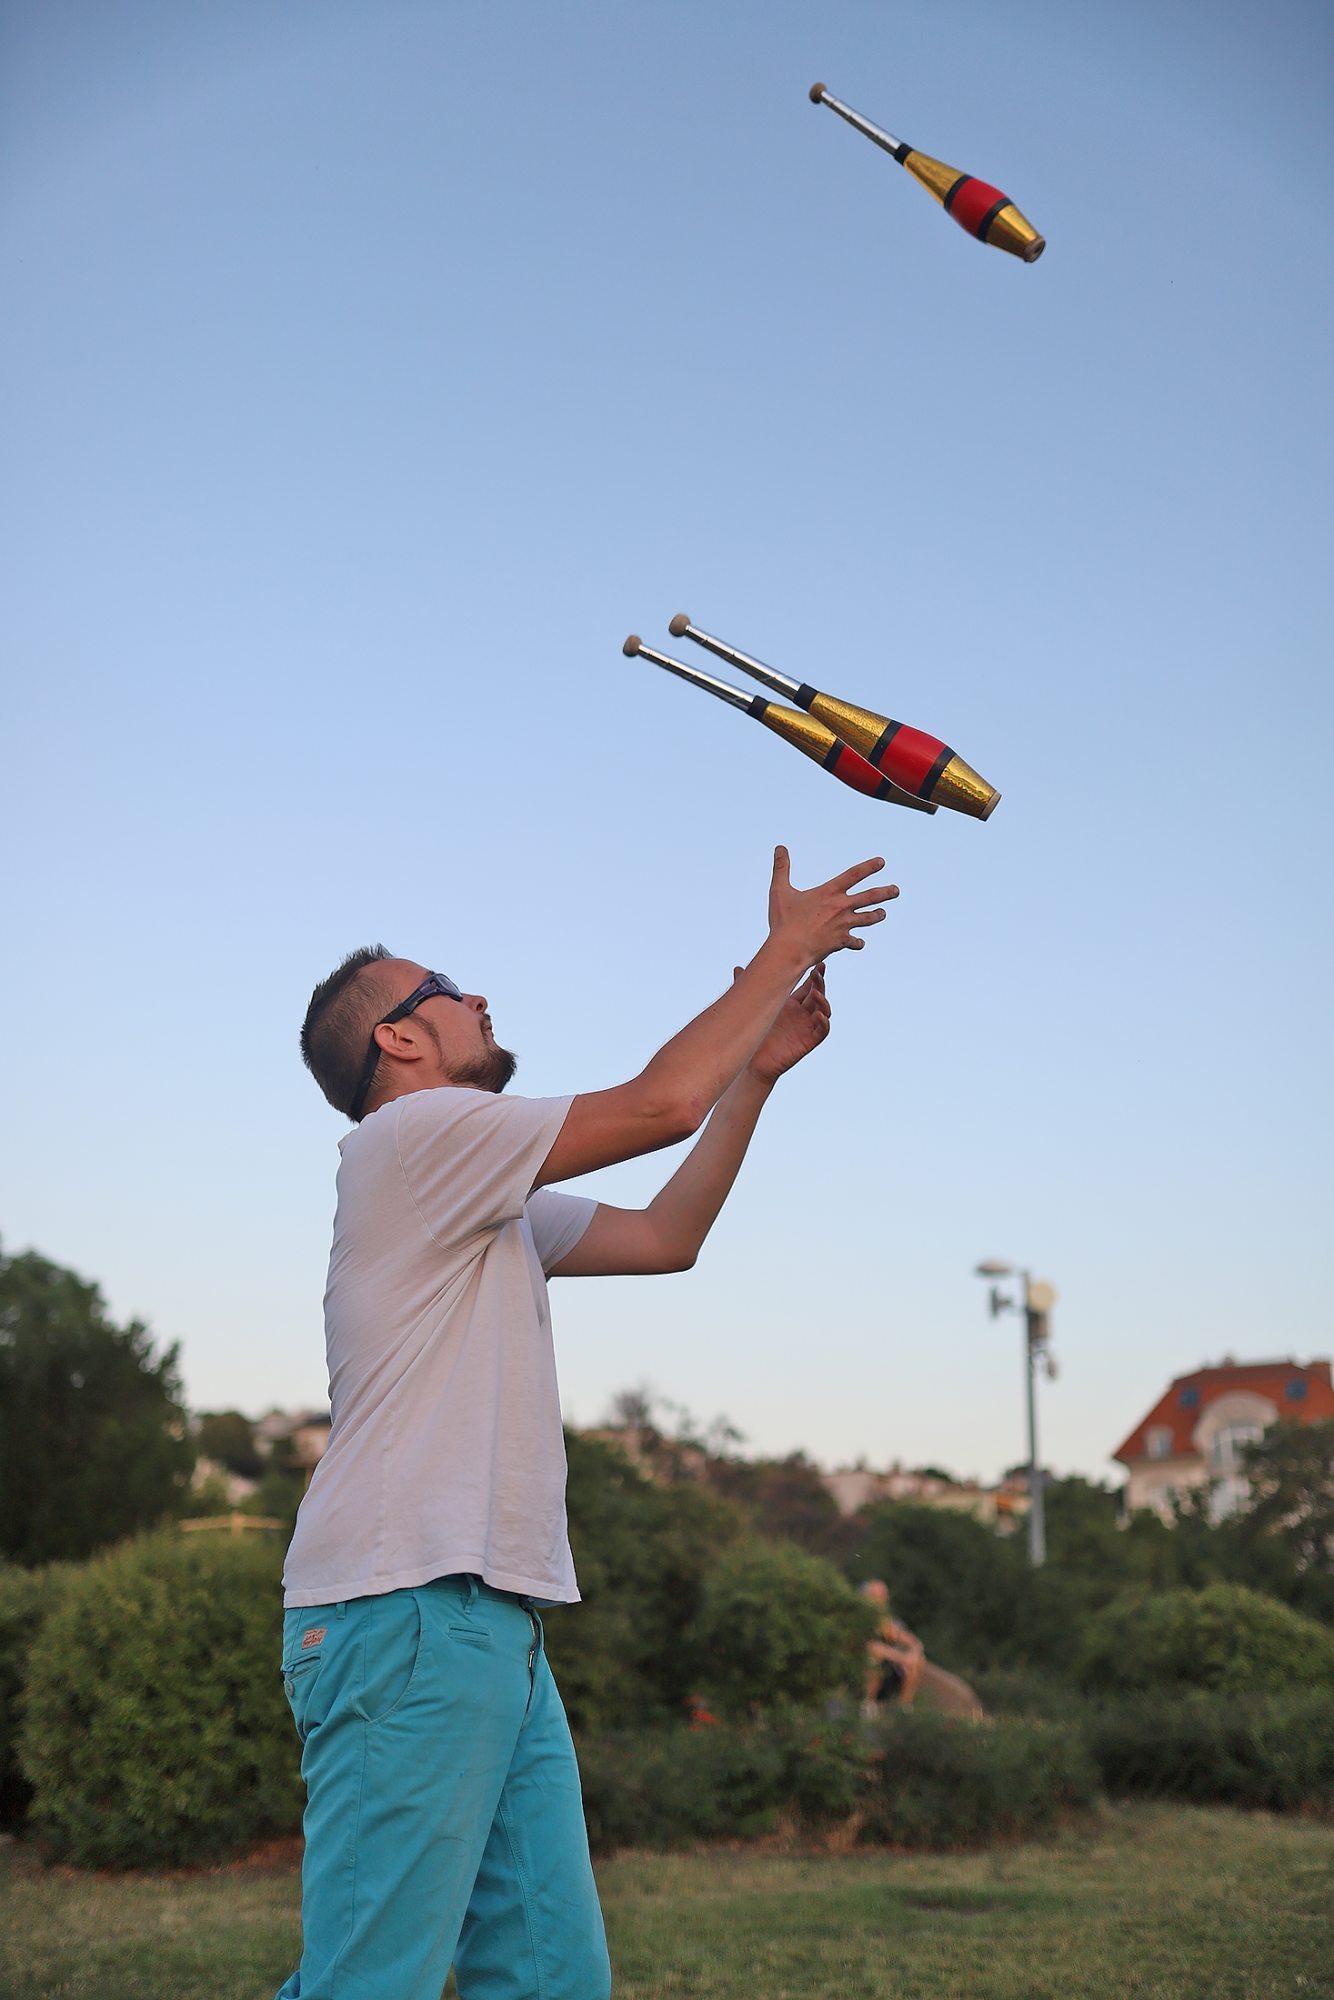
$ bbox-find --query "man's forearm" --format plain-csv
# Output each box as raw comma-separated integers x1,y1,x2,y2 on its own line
635,935,805,1132
642,1066,775,1268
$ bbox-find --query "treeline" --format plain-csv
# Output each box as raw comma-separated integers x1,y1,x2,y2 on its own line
547,1417,1333,1729
4,1442,1332,1871
4,1241,1332,1869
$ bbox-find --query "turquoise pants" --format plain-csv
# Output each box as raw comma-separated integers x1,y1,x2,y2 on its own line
275,1575,610,1999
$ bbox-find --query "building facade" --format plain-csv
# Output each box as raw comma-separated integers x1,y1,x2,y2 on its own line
1113,1357,1334,1521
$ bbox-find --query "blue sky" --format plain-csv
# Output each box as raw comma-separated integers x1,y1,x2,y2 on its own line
4,0,1331,1485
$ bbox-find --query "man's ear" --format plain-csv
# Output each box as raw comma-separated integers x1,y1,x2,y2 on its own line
374,1018,428,1066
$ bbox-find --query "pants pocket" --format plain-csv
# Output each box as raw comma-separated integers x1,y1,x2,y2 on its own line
281,1652,328,1743
352,1588,425,1724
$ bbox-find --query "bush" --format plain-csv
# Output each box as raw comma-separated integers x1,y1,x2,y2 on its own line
691,1540,873,1718
577,1711,1099,1856
544,1433,745,1731
19,1530,299,1868
0,1563,75,1827
1081,1583,1334,1697
861,1710,1101,1849
1086,1692,1334,1813
576,1714,872,1856
965,1666,1092,1724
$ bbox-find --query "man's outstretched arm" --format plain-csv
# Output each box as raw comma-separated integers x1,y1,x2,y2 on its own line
549,966,831,1276
533,848,894,1191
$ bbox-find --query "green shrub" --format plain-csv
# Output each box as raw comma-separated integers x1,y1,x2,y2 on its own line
966,1666,1092,1724
860,1711,1101,1849
577,1711,1097,1857
0,1562,75,1827
19,1530,300,1868
576,1714,873,1856
1081,1583,1334,1697
690,1539,874,1718
1087,1692,1334,1813
545,1433,745,1731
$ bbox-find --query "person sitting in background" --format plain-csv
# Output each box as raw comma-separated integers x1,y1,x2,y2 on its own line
858,1578,986,1721
859,1578,926,1715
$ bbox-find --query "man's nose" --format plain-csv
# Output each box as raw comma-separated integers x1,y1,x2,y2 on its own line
466,993,488,1015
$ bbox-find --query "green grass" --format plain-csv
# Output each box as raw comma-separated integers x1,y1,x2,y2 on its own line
1,1805,1330,1999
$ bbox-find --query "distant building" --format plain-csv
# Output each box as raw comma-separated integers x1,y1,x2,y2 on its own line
254,1407,330,1455
189,1455,258,1505
1113,1357,1334,1522
583,1425,708,1482
821,1463,1028,1532
582,1432,1027,1532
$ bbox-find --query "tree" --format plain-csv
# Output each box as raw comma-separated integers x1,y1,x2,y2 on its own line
0,1245,194,1564
1234,1419,1334,1624
843,1502,1056,1670
195,1410,262,1479
706,1451,846,1555
691,1539,874,1718
542,1431,744,1729
1240,1420,1334,1576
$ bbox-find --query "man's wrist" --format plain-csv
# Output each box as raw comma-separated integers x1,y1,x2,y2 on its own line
758,931,813,984
738,1062,779,1097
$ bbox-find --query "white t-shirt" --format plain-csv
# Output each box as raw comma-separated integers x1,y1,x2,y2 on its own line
282,1085,595,1609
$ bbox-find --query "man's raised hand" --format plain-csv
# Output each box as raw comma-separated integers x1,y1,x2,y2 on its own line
767,845,899,965
743,963,832,1085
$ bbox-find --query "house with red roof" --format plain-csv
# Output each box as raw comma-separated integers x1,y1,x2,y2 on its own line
1113,1357,1334,1521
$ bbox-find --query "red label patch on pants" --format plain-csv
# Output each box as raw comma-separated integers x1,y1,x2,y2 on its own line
301,1626,327,1650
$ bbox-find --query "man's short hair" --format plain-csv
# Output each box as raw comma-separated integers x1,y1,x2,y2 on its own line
301,945,400,1119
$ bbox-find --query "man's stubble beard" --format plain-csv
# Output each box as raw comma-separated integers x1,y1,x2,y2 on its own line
449,1043,518,1095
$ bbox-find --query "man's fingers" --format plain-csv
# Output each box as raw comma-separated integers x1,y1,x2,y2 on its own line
848,884,900,907
831,856,886,892
771,844,791,887
849,908,888,927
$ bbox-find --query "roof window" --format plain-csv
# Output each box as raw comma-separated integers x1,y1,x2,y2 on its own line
1179,1386,1200,1408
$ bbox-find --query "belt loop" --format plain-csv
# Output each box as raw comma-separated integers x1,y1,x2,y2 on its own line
465,1574,479,1606
336,1602,348,1620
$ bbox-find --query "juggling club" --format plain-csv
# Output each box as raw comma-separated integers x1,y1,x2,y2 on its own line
622,635,937,811
668,615,999,822
810,82,1045,264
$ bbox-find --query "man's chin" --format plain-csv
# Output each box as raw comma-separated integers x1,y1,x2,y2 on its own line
450,1046,518,1095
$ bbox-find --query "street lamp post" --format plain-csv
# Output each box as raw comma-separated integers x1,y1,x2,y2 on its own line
974,1261,1058,1566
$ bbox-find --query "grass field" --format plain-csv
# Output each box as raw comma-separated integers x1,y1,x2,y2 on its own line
1,1805,1330,1999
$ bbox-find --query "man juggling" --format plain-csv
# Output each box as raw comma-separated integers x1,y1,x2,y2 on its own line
277,845,897,2000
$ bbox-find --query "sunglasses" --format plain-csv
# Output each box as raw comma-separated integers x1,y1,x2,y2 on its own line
349,971,464,1121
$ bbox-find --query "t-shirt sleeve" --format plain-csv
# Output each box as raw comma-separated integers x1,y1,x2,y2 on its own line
526,1188,598,1273
394,1088,574,1248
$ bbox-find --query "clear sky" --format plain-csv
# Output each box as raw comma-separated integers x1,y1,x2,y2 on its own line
4,0,1331,1487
